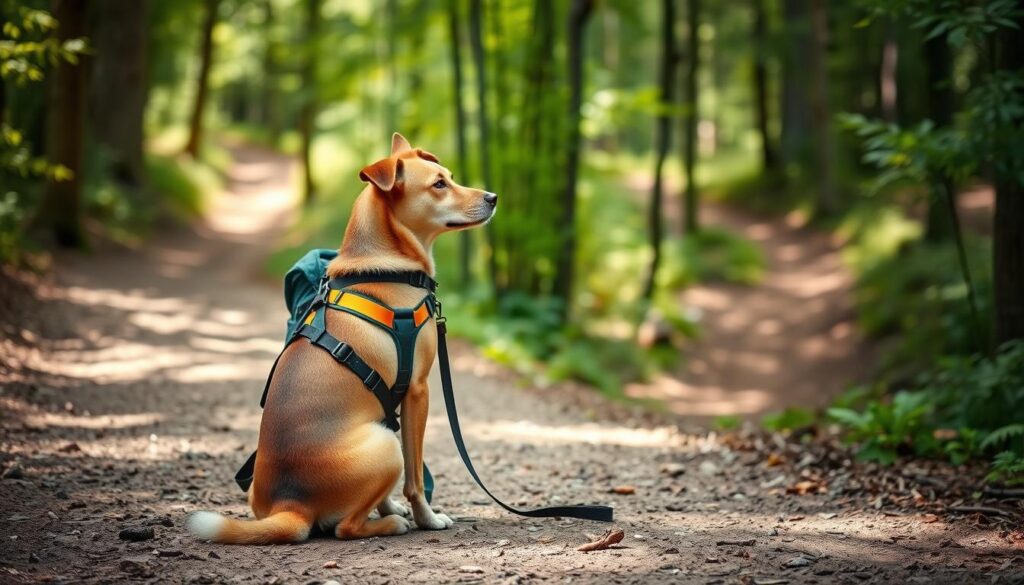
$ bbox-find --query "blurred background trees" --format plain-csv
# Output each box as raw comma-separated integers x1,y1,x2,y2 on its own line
1,0,1022,479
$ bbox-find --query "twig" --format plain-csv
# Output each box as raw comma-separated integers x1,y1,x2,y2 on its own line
947,505,1010,516
715,539,755,546
982,487,1024,499
577,528,625,552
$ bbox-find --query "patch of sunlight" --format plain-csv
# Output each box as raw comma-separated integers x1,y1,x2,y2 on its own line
169,360,270,383
23,411,164,430
53,285,193,314
189,335,281,356
625,375,774,417
462,419,688,449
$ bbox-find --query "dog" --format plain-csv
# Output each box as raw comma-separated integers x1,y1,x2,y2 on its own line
188,133,496,543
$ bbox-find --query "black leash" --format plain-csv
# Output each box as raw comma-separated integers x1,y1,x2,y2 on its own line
435,313,614,522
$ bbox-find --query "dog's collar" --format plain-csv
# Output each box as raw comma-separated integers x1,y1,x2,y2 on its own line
329,270,437,293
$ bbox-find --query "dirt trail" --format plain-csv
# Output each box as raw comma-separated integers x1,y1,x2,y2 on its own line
0,146,1020,584
626,201,873,419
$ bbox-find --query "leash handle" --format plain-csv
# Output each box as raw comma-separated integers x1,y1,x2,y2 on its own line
435,320,613,522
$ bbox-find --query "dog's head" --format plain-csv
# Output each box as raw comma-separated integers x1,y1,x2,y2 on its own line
358,133,496,239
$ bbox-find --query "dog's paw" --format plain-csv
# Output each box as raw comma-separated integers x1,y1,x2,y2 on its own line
384,514,412,535
415,512,453,531
378,498,409,518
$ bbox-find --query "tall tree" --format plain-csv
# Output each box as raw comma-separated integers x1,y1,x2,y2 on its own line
808,0,838,215
643,0,678,301
751,0,778,175
448,0,472,287
298,0,321,205
993,0,1024,344
183,0,220,159
35,0,87,247
923,33,955,241
879,20,899,123
780,0,810,169
681,0,701,234
468,0,499,294
553,0,593,320
260,0,280,143
89,0,149,192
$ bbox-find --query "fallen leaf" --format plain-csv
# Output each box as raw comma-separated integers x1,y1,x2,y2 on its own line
766,453,786,467
577,528,625,552
921,513,939,523
611,485,635,495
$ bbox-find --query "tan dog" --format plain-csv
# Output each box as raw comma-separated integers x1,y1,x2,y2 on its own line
188,133,496,543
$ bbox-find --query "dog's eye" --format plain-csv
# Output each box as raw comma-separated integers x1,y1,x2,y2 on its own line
432,179,447,189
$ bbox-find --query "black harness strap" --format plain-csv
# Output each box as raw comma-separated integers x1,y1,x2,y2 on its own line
330,270,437,293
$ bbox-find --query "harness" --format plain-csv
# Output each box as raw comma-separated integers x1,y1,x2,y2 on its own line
235,269,613,523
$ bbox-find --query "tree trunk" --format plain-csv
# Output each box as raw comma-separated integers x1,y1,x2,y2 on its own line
808,0,837,216
879,20,898,123
682,0,701,234
36,0,87,248
923,33,955,242
993,1,1024,345
468,0,499,295
183,0,219,159
299,0,321,205
553,0,592,320
89,0,149,192
448,0,472,287
780,0,810,169
751,0,778,174
261,0,280,143
643,0,678,301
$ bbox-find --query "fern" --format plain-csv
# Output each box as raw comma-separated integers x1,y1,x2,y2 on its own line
981,423,1024,451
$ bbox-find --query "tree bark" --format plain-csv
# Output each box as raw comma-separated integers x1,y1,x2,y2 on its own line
780,0,810,169
879,20,898,123
299,0,321,205
751,0,778,174
468,0,499,295
89,0,149,192
183,0,219,159
808,0,837,216
643,0,678,301
553,0,592,321
448,0,472,287
682,0,701,234
923,33,955,242
993,1,1024,345
36,0,87,248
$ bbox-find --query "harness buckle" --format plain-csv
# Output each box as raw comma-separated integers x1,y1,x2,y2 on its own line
330,342,352,361
363,370,382,389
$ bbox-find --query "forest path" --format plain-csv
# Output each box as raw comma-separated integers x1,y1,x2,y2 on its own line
623,175,874,420
0,145,1018,584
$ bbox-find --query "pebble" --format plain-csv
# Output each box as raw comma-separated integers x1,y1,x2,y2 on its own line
118,526,155,542
784,556,814,568
459,565,485,574
660,463,687,478
2,463,24,480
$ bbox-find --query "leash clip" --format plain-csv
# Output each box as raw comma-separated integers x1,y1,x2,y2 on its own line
434,297,446,326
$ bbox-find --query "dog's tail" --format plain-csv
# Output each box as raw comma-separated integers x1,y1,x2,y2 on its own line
187,508,313,545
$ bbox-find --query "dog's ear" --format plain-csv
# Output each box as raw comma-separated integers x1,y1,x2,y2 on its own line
359,157,403,193
391,132,412,156
415,148,439,163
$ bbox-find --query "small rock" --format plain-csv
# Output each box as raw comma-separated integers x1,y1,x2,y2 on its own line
323,561,338,569
118,526,155,542
784,556,813,568
611,485,636,495
660,463,686,478
46,511,59,521
699,461,719,476
58,442,81,453
28,552,39,563
459,565,485,574
207,551,220,559
323,580,342,585
2,464,24,480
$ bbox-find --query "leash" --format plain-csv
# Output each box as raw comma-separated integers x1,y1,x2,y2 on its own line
434,303,614,522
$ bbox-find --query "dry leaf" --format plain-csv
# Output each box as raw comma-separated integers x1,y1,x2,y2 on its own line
577,528,625,552
766,453,785,467
611,485,636,495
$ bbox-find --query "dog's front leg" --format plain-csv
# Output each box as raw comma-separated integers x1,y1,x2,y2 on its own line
401,381,453,530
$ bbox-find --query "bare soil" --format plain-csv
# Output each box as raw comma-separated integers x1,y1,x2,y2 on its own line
1,146,1021,584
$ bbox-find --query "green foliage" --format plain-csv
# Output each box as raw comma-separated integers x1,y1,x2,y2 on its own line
854,238,992,367
918,341,1024,432
828,391,937,465
144,154,218,219
762,407,816,432
713,415,742,431
987,451,1024,486
660,227,765,289
0,2,87,85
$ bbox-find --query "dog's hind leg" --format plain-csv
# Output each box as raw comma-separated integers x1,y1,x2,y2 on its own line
331,423,410,540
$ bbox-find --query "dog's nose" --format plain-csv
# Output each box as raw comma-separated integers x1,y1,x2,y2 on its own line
484,192,498,207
